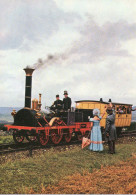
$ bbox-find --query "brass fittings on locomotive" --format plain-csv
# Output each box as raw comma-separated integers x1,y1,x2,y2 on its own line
32,93,42,111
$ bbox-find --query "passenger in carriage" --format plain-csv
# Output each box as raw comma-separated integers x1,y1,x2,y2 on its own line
127,105,136,113
51,95,63,111
127,106,131,114
118,106,124,114
63,91,72,111
123,106,126,114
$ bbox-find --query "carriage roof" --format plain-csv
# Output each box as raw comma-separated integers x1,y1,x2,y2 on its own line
75,100,132,106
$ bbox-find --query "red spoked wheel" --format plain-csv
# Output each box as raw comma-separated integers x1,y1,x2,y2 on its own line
51,129,63,144
37,131,49,146
13,130,24,144
49,117,65,144
26,132,37,143
77,132,83,141
64,129,72,143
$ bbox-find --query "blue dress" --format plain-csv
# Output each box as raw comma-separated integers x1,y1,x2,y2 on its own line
89,117,103,151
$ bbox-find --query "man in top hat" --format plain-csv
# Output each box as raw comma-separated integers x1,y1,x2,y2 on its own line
51,95,63,111
63,90,72,111
105,105,117,154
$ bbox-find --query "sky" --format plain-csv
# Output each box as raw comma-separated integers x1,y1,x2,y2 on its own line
0,0,136,108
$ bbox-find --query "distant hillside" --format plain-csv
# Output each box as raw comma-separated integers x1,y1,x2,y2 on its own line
0,107,22,123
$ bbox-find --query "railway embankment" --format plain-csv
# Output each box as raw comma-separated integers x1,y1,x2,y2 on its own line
0,141,136,194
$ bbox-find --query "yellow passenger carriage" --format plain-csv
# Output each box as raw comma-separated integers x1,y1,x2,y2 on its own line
75,100,132,135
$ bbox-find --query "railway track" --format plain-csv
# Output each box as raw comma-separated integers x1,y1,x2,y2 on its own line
0,139,81,155
0,131,136,155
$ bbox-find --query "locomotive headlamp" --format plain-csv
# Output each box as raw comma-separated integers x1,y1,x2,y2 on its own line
11,109,17,117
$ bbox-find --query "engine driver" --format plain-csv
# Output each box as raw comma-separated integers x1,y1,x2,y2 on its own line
51,95,63,111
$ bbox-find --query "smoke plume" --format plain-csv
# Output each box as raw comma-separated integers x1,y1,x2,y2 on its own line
33,52,68,69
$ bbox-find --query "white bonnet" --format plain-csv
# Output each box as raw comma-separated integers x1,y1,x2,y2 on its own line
93,108,100,117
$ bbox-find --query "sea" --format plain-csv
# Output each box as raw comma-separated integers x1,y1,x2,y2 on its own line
0,107,136,124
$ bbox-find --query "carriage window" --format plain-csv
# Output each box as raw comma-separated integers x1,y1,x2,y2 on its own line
127,106,132,114
118,106,124,114
122,106,126,114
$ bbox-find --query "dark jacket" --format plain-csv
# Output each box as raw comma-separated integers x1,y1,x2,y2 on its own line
51,100,63,110
63,97,71,111
105,113,117,141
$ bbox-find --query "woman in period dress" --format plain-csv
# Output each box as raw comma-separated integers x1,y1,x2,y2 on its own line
89,108,106,151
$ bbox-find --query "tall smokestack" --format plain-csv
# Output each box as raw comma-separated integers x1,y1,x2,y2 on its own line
24,68,35,108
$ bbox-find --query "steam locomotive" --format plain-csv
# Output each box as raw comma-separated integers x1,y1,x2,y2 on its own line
4,68,133,146
5,68,93,145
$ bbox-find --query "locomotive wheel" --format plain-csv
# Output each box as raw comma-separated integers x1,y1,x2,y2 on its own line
37,131,49,146
13,130,24,144
84,131,90,138
26,133,37,143
76,132,83,141
49,117,65,144
51,129,63,144
64,130,72,143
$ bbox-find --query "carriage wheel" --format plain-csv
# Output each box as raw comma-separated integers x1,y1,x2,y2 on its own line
77,132,83,141
37,131,49,146
51,129,63,144
13,130,24,144
64,130,72,143
26,133,37,143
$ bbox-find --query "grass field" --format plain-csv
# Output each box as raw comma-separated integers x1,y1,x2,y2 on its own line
0,142,136,194
0,135,14,144
44,157,136,194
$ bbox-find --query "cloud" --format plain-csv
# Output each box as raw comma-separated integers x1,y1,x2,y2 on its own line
30,17,136,106
31,17,136,75
0,0,80,50
34,17,136,69
69,18,136,64
55,0,136,25
0,2,136,107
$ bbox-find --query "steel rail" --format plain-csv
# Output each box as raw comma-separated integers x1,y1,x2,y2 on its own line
0,131,136,155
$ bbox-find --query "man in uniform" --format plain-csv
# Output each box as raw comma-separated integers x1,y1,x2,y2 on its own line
105,106,117,154
51,95,63,111
63,91,72,111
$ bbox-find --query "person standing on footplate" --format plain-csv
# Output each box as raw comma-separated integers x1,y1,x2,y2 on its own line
63,91,72,111
51,95,63,111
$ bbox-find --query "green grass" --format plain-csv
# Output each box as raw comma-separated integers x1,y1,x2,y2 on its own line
0,135,14,144
0,142,136,194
